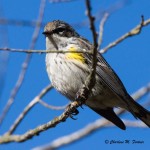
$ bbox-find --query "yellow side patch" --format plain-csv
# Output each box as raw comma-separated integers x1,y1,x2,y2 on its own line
66,46,85,63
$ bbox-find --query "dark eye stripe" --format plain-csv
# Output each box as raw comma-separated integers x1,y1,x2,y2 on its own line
53,27,65,34
50,27,79,38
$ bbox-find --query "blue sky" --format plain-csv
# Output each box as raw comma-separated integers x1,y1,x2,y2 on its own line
0,0,150,150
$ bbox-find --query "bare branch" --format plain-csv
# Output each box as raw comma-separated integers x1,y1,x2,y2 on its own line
100,17,150,53
143,99,150,109
74,0,98,104
131,83,150,100
114,119,147,128
6,84,53,135
0,0,46,126
0,18,45,28
0,15,149,54
1,17,150,55
0,103,79,143
0,55,31,126
0,82,149,144
32,83,150,150
106,119,147,128
33,118,109,150
0,0,99,144
115,82,150,116
39,99,67,110
0,47,92,54
0,0,149,147
98,12,109,49
33,119,148,150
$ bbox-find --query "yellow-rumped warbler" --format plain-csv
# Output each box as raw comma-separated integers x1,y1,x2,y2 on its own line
43,20,150,130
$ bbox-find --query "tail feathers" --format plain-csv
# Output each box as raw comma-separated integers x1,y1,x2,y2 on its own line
128,97,150,127
91,107,126,130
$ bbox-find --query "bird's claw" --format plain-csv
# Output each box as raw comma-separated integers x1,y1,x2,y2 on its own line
75,92,86,109
65,102,79,120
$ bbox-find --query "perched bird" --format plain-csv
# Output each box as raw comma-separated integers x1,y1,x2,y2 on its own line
43,20,150,130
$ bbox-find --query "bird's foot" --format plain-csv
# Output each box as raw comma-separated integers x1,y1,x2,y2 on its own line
75,87,87,108
65,101,80,120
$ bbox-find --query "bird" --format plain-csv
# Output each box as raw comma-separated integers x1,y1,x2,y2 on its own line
43,20,150,130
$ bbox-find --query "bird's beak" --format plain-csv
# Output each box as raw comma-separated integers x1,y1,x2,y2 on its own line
42,31,51,35
43,31,58,50
48,35,58,50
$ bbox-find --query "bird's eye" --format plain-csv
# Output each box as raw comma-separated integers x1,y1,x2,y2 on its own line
52,28,73,37
54,28,65,35
57,28,65,33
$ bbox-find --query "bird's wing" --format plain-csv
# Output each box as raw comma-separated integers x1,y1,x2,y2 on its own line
78,37,150,127
96,53,128,99
78,37,130,102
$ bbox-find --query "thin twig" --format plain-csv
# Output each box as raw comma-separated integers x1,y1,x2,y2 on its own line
110,119,147,128
74,0,98,104
33,120,147,150
0,83,149,144
0,0,150,146
32,83,150,150
0,0,99,144
34,119,148,150
0,0,9,101
0,103,79,143
0,0,126,29
1,17,150,55
143,99,150,109
98,12,109,49
114,82,150,116
100,16,150,53
0,0,46,126
0,47,92,54
6,84,53,135
39,99,67,110
0,18,45,28
131,83,150,100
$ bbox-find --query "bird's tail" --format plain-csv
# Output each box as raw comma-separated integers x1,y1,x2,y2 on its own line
89,106,126,130
88,105,126,130
127,96,150,127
